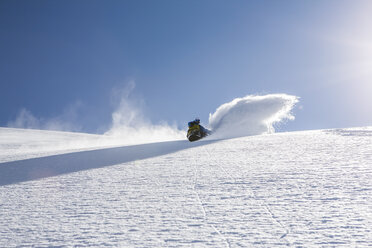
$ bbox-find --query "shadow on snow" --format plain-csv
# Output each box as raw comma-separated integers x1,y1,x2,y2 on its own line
0,139,215,186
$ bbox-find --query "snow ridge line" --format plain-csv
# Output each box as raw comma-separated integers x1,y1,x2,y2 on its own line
191,155,231,248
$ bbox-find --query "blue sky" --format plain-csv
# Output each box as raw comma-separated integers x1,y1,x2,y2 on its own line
1,0,372,133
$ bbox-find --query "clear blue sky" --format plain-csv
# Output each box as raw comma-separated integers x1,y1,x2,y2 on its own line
1,0,372,133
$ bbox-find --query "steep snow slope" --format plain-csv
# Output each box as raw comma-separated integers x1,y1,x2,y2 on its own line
0,127,186,163
0,127,371,247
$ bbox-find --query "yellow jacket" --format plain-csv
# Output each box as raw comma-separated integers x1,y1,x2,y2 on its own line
187,124,200,136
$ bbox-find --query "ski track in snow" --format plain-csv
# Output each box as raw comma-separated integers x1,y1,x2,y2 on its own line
0,127,372,247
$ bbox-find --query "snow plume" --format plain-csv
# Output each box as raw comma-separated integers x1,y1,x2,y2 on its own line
7,102,83,132
208,94,299,139
104,82,184,144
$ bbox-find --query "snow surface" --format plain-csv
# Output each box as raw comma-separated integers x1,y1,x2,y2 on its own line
1,126,372,247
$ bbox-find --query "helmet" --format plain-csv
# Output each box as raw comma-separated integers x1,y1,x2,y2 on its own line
194,118,200,124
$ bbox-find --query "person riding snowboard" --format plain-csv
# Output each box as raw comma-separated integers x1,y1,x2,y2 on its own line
187,118,210,142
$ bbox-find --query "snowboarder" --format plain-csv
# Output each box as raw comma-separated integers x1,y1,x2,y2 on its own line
187,118,211,142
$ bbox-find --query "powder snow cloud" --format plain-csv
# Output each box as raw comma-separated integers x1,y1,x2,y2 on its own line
7,81,299,144
104,82,185,144
208,94,299,139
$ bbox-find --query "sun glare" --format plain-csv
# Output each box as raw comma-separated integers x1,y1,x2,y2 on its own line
324,1,372,91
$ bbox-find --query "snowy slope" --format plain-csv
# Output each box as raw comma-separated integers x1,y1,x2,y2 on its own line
0,127,186,163
0,127,371,247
